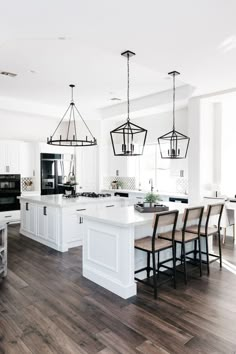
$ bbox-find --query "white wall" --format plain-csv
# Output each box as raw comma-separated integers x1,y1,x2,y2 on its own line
0,109,58,142
188,97,222,203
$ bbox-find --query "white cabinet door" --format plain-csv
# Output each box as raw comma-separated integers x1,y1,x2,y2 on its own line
21,201,30,232
21,201,37,234
29,204,37,234
20,142,36,178
46,206,58,243
6,142,20,174
0,141,20,174
37,205,47,239
37,205,58,243
0,143,7,174
76,146,98,192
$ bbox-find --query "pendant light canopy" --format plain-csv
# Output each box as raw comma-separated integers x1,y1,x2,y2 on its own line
110,50,147,156
47,84,97,147
158,71,190,159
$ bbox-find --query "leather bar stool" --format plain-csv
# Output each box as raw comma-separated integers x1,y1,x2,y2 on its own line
135,210,179,299
186,203,224,275
159,206,204,284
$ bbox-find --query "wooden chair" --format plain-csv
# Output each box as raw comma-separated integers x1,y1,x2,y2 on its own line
135,210,179,299
186,203,224,274
159,206,204,284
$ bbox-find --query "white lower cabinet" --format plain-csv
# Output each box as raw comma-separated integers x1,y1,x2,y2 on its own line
20,198,127,252
37,205,58,244
21,201,37,234
21,202,58,248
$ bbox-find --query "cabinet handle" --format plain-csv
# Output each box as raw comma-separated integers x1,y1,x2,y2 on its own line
4,215,12,218
6,166,10,173
106,205,115,208
43,206,47,216
76,208,86,211
136,197,143,199
26,202,29,211
33,169,35,177
79,217,83,224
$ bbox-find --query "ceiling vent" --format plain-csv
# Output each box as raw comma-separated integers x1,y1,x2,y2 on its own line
0,71,17,78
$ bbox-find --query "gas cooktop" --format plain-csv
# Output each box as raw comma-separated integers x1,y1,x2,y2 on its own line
62,192,112,199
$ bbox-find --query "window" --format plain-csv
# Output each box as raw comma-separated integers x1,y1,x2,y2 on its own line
137,144,171,192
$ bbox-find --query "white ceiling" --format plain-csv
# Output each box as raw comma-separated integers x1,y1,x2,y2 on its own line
1,0,236,117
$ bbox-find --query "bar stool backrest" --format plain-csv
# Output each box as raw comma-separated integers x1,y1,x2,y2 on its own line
205,203,224,235
182,206,204,241
152,210,179,244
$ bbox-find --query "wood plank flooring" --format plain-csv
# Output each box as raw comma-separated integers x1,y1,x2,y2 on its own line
0,225,236,354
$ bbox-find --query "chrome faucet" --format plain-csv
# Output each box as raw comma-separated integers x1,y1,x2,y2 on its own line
149,178,154,192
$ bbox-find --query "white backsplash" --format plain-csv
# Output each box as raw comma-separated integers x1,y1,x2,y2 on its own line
103,176,136,190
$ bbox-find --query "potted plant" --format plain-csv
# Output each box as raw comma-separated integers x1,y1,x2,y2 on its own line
144,192,160,207
117,180,123,190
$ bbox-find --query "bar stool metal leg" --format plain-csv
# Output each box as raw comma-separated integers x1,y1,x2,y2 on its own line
147,253,150,278
182,243,187,285
172,243,176,289
218,232,222,268
205,236,210,275
152,251,157,299
198,236,202,277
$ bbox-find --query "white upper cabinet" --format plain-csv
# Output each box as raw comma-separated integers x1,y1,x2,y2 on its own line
20,142,36,178
76,146,98,192
0,141,21,174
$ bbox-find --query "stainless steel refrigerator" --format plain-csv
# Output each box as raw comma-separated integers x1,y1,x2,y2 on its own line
41,153,75,195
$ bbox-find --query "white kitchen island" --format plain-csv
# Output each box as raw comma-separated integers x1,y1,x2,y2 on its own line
78,202,193,299
19,194,128,252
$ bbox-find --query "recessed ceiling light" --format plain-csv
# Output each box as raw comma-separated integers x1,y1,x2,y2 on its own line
110,97,122,101
0,71,17,78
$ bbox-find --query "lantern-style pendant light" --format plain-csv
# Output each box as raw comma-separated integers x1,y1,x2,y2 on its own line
110,50,147,156
47,84,97,147
158,71,190,159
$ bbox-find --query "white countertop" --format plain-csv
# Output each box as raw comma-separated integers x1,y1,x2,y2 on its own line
78,202,187,227
19,194,127,208
102,189,188,198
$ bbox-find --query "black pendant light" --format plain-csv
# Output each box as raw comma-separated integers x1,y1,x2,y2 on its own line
158,71,190,159
110,50,147,156
47,84,97,147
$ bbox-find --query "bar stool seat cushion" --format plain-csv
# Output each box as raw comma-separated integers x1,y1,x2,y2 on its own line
160,230,199,242
135,237,172,252
186,226,218,236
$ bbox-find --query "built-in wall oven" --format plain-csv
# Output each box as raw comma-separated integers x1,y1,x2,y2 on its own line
0,174,21,211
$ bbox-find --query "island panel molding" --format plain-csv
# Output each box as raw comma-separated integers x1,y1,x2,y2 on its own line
83,219,136,299
87,227,119,273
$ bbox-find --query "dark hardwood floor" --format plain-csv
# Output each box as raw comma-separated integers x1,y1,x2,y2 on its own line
1,225,236,354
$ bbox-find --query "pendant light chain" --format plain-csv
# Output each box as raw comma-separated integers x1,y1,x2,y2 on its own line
71,84,74,102
127,52,130,121
173,72,176,131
